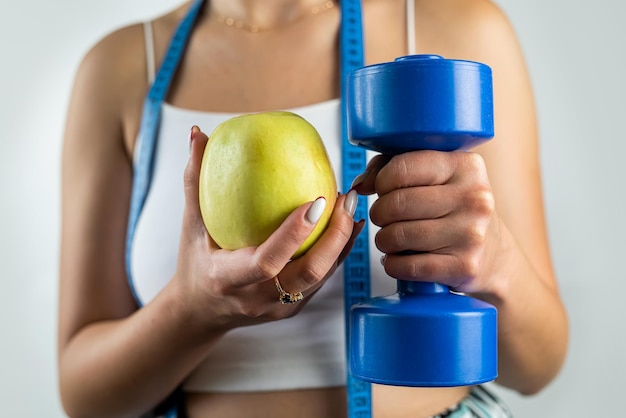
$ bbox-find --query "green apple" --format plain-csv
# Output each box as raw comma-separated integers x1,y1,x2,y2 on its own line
199,111,337,258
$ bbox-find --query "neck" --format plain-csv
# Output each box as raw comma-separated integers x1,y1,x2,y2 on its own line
208,0,335,32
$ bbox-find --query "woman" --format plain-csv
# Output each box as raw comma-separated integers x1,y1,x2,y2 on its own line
58,0,568,417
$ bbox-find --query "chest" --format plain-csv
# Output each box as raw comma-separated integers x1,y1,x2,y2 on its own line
170,19,339,112
165,3,406,113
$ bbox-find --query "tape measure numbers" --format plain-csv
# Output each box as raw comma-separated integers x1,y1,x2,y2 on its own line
126,0,372,416
340,1,373,417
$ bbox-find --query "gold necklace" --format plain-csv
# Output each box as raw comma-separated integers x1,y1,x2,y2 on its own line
214,0,336,33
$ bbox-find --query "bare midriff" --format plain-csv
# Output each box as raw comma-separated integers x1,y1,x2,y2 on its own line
184,384,471,418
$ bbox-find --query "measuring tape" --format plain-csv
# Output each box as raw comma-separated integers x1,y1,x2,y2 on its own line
125,0,204,308
125,0,372,416
340,1,373,417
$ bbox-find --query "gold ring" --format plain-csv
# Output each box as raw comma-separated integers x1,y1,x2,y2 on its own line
273,276,304,304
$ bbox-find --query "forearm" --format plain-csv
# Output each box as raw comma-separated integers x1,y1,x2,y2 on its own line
59,280,224,418
477,223,569,395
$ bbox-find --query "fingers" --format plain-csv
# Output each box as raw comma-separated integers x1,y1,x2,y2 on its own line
262,191,365,296
182,126,211,239
350,154,390,195
180,194,333,324
349,150,498,292
374,151,459,195
176,126,364,325
381,252,477,289
369,185,454,227
179,123,364,315
375,212,490,254
352,151,474,197
278,191,359,293
246,197,328,285
376,211,491,290
209,191,361,316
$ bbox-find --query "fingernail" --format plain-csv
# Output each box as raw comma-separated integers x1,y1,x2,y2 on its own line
306,197,326,224
351,171,368,189
344,189,358,218
380,254,386,265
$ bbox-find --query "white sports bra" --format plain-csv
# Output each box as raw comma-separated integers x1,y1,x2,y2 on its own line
131,0,416,392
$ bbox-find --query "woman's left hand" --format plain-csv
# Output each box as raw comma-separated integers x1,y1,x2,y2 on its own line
351,150,503,295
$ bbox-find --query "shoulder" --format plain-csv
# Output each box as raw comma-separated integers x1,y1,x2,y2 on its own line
413,0,520,64
73,3,189,106
70,23,147,125
412,0,533,117
77,3,188,87
80,23,146,87
64,23,148,157
68,5,189,150
414,0,511,36
364,0,522,69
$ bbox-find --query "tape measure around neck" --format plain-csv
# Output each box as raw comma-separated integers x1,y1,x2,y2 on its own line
340,1,372,417
126,0,372,415
125,0,205,306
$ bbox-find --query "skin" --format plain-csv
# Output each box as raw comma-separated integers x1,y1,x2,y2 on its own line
58,0,569,417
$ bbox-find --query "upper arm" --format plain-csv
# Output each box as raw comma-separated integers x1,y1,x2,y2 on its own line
59,25,146,353
414,0,557,288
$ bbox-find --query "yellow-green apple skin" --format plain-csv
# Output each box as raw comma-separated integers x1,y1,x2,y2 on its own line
199,111,337,258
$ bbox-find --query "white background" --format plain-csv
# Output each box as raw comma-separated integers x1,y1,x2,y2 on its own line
1,0,624,416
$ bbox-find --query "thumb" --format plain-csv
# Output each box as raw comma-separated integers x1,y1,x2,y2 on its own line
182,126,211,238
247,197,327,282
350,153,390,196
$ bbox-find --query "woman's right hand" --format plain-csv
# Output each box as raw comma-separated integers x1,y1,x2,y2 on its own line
174,127,363,332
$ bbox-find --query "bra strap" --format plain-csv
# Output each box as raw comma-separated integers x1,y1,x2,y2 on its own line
143,21,156,84
406,0,416,55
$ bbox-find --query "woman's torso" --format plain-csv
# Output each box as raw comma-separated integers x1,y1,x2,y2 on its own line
124,1,472,416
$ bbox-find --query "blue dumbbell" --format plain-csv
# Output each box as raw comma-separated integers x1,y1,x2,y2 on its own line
347,54,498,387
